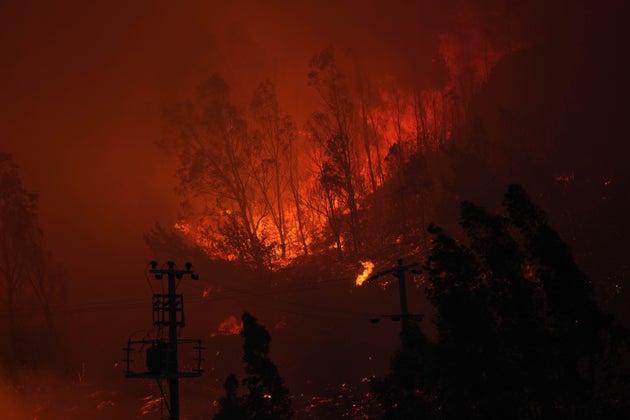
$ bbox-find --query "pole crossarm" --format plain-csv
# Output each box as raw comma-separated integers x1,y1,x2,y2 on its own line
365,258,422,333
149,260,200,280
153,294,185,326
366,259,420,283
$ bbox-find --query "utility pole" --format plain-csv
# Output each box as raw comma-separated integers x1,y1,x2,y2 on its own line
149,261,197,420
124,261,204,420
367,258,423,333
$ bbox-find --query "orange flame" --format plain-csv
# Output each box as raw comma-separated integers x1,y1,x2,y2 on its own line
355,261,374,286
140,395,161,416
211,315,243,337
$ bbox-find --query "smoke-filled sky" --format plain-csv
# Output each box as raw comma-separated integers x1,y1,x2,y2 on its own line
0,0,617,357
2,0,628,416
0,3,477,396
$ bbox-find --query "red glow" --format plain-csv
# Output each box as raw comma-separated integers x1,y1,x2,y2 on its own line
3,0,620,418
212,315,243,337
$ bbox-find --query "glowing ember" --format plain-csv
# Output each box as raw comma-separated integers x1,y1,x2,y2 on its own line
201,286,218,299
555,174,574,184
96,400,115,410
275,320,288,329
173,221,191,234
140,395,162,416
355,261,374,286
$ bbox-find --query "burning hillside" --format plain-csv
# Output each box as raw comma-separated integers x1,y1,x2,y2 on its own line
158,16,524,269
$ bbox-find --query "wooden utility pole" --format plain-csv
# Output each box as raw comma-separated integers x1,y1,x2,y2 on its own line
124,261,203,420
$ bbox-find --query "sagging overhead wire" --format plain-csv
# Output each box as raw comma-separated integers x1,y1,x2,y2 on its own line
4,269,386,321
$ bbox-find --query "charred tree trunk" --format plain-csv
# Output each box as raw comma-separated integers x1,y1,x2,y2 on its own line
369,114,386,186
414,89,427,153
308,47,362,255
393,96,408,236
290,178,308,256
358,78,377,193
327,200,343,256
344,167,360,253
274,161,287,258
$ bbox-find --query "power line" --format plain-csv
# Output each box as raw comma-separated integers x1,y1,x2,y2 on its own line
3,268,399,322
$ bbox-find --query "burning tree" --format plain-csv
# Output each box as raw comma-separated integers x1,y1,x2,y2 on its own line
158,24,519,267
162,74,319,269
0,153,61,368
162,74,274,270
249,79,304,259
308,47,362,254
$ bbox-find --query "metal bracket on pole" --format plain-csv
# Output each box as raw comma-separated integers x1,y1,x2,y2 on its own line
123,261,203,420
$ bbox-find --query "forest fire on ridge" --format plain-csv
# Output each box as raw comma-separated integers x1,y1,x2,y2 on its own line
163,26,513,269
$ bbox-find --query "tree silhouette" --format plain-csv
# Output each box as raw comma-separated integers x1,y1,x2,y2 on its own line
214,374,248,420
250,79,298,259
370,321,436,419
373,184,629,419
0,153,61,368
308,46,362,254
214,312,293,420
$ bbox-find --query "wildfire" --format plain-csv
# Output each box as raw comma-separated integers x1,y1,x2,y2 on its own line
164,17,520,270
211,315,243,337
173,221,191,234
355,261,374,286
